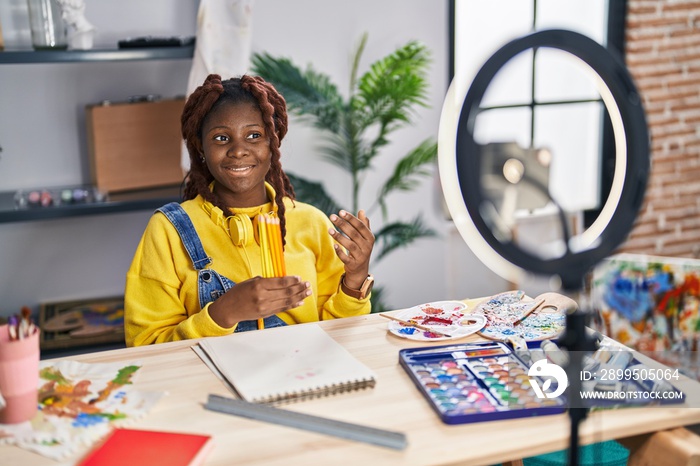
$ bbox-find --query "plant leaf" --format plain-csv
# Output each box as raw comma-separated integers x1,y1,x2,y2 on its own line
354,40,432,164
369,285,388,314
286,172,343,217
377,139,437,216
373,216,437,262
349,33,368,99
320,124,360,174
251,53,345,132
253,37,437,311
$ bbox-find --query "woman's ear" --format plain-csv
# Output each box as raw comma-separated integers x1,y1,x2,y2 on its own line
193,143,204,159
190,146,206,167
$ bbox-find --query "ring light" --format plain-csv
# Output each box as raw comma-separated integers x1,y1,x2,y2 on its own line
439,29,650,291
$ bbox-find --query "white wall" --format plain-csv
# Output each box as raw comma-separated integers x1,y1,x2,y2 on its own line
0,0,508,318
0,0,196,316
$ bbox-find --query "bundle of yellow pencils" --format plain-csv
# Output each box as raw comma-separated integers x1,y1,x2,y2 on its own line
256,213,286,329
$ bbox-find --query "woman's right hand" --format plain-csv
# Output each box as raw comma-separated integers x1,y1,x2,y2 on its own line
208,276,312,329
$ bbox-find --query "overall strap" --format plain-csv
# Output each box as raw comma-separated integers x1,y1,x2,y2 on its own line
157,202,212,270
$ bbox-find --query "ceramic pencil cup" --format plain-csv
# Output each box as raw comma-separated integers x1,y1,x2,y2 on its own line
0,325,40,424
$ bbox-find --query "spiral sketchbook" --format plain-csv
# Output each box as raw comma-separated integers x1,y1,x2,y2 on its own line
195,324,376,404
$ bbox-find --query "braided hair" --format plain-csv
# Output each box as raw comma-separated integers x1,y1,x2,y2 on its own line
181,74,296,245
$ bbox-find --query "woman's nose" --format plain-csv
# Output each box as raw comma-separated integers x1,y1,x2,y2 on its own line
227,141,247,158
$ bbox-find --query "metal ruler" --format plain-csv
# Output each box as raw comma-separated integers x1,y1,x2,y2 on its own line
204,394,408,451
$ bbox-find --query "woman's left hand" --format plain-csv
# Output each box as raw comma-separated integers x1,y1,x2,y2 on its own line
328,209,374,289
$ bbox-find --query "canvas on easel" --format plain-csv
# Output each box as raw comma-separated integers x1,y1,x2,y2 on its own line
590,253,700,380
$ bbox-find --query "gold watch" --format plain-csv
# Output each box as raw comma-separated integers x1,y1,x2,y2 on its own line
340,274,374,300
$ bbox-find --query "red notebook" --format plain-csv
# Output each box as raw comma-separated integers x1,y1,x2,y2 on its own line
77,428,213,466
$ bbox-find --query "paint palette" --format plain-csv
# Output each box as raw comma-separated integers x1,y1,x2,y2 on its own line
399,342,565,424
472,291,567,342
387,301,486,341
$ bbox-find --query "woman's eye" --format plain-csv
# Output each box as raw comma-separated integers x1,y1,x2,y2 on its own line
213,135,229,142
247,132,262,140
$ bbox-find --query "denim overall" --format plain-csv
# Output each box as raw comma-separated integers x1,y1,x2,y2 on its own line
157,202,287,332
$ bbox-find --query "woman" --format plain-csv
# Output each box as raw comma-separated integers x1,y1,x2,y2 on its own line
125,74,374,346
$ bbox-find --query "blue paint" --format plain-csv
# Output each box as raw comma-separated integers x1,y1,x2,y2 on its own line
72,413,108,428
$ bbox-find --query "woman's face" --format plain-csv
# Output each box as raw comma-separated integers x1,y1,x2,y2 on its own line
201,100,272,208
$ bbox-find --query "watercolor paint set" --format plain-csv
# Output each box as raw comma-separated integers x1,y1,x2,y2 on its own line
399,341,566,425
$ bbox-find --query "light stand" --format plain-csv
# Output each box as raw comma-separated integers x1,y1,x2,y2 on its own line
439,29,649,466
558,292,597,466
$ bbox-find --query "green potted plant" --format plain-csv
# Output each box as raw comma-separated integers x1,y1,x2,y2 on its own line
251,33,438,312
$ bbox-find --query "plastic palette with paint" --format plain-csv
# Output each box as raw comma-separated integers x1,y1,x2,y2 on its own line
399,341,565,424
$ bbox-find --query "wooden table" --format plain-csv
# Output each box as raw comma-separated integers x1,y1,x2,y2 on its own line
4,305,700,466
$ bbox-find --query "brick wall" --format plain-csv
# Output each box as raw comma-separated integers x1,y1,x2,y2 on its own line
620,0,700,257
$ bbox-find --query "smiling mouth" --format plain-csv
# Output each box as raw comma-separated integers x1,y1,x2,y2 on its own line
225,166,254,173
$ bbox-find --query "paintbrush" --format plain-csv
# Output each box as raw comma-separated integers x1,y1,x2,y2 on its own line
512,299,545,326
476,331,505,342
380,313,453,338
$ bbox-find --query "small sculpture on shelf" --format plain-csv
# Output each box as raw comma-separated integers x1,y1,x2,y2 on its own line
55,0,95,50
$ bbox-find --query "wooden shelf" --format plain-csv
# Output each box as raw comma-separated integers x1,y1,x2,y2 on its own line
0,46,191,222
0,46,194,64
0,186,181,223
0,47,192,223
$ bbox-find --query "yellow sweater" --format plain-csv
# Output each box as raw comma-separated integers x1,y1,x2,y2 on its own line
125,192,370,346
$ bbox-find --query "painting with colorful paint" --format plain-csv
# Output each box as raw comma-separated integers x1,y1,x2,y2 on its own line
590,253,700,380
39,297,125,351
470,291,568,342
0,360,163,461
386,301,487,341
